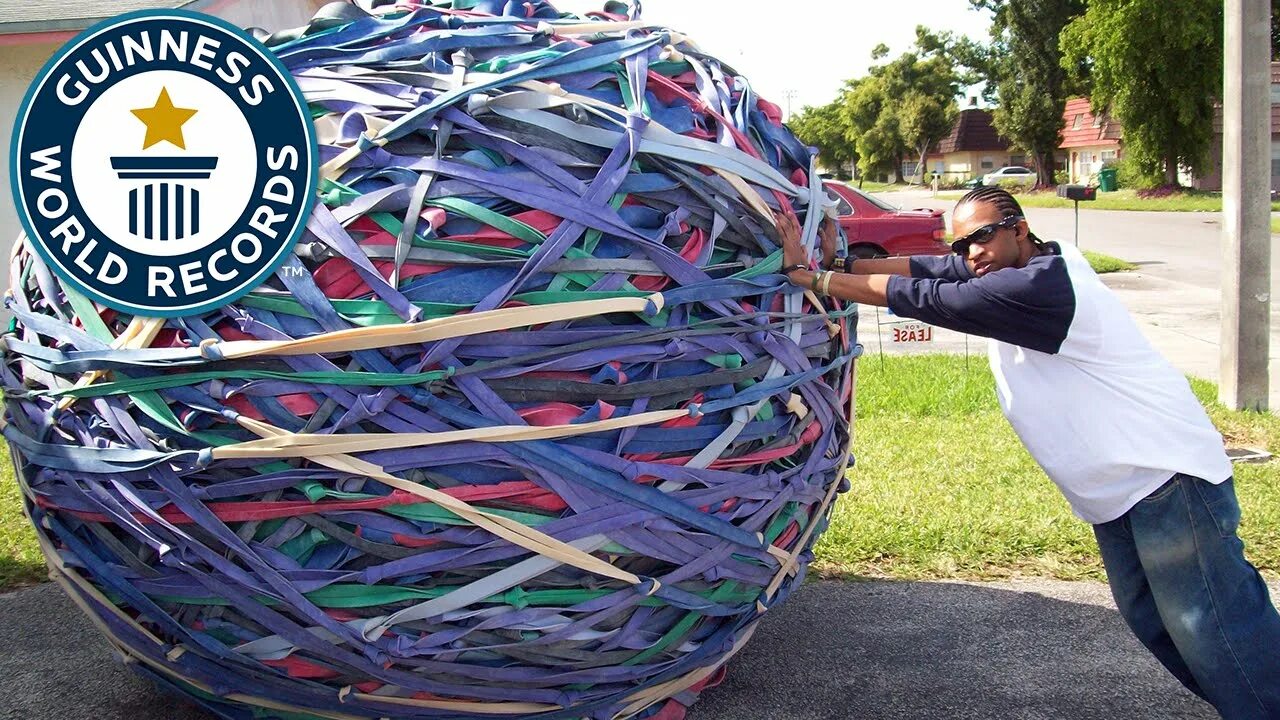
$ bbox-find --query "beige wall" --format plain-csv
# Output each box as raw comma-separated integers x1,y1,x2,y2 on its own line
1066,145,1121,184
939,151,1019,179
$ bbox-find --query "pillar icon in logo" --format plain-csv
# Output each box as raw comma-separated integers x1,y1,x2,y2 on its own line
111,86,217,243
112,156,219,242
10,10,317,317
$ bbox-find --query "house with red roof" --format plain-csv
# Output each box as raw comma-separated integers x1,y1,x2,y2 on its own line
1060,97,1123,185
923,104,1068,184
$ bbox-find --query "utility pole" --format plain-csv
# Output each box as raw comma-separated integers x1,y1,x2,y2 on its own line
783,90,798,122
1221,0,1271,411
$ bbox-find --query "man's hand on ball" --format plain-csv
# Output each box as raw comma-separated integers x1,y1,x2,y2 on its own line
819,217,839,270
775,211,808,273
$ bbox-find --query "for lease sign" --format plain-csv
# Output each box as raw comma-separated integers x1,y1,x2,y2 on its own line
891,322,933,344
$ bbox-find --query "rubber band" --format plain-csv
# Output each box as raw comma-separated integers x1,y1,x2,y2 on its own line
1,3,856,719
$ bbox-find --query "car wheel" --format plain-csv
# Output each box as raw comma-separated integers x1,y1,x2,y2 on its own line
849,244,887,259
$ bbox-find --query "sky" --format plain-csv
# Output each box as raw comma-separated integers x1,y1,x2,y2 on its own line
550,0,994,117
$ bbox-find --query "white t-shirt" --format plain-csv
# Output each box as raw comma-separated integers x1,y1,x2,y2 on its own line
887,241,1231,524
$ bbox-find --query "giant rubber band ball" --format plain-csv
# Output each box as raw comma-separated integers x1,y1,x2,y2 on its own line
1,2,858,719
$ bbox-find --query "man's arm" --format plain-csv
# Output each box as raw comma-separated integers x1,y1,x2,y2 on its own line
839,255,973,282
788,268,891,306
842,257,911,276
793,260,1076,356
883,267,1075,355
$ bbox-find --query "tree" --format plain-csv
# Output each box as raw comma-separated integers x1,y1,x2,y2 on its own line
971,0,1086,187
896,63,960,182
1061,0,1222,186
789,94,858,177
845,31,962,184
845,74,904,182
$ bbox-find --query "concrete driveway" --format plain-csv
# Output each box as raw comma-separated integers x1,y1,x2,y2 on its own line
3,577,1252,720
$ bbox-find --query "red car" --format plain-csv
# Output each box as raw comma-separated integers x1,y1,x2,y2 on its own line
822,181,949,259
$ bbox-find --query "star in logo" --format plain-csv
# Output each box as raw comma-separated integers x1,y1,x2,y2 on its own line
130,87,197,150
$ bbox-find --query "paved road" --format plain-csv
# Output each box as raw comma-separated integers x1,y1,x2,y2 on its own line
5,577,1257,720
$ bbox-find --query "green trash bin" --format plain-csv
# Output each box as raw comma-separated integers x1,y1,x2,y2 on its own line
1098,167,1118,192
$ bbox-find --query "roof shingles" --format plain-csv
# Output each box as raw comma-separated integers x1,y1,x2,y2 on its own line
1060,97,1122,149
936,109,1010,154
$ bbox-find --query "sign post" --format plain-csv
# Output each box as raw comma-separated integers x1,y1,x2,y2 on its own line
1056,184,1096,247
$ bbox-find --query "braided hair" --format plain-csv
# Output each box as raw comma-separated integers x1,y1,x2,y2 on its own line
957,186,1045,246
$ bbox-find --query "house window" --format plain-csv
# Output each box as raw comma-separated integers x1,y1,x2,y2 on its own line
1072,113,1083,130
1092,114,1104,128
1101,150,1117,162
1271,83,1280,105
980,156,995,169
1009,154,1026,167
1272,142,1280,177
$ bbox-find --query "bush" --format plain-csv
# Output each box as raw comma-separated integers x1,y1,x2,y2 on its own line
1053,170,1069,185
1115,155,1163,190
995,178,1029,194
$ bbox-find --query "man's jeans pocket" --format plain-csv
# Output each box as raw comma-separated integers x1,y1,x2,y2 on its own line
1190,475,1241,539
1139,475,1181,505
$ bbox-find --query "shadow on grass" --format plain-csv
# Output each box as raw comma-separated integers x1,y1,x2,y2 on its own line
0,557,46,593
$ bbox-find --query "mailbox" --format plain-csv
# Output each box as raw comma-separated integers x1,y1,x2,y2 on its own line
1057,184,1097,201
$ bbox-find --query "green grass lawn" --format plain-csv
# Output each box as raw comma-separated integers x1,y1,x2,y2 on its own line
1271,217,1280,235
0,454,43,590
813,354,1280,581
1011,188,1280,213
1083,250,1137,274
2,355,1278,590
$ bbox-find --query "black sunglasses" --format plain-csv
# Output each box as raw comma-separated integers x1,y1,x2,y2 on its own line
951,215,1023,255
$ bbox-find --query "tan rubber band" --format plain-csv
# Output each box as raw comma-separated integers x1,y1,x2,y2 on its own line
208,294,663,360
212,408,689,460
56,315,165,411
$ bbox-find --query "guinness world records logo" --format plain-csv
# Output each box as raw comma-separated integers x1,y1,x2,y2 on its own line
10,10,316,317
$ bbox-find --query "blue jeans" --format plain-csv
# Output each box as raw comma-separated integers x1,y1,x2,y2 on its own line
1094,473,1280,719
